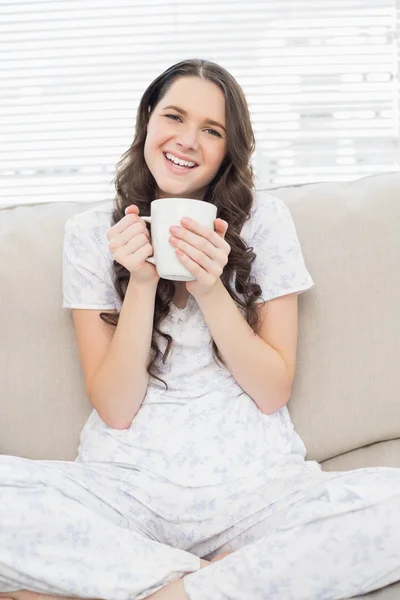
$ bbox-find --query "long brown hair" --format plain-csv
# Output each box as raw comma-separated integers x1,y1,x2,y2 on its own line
100,58,262,390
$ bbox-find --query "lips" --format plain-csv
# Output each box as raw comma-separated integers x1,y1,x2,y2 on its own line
163,152,199,175
164,151,198,166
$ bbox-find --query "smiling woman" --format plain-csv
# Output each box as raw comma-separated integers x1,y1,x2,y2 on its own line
3,58,400,600
99,58,259,389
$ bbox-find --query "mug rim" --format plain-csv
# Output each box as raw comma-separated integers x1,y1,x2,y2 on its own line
151,197,214,208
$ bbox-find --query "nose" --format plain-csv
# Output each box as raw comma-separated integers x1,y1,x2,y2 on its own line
176,124,200,151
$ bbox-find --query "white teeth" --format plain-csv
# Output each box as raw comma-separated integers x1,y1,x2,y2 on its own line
165,152,196,168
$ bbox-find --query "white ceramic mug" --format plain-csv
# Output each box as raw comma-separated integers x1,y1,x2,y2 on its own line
142,198,217,281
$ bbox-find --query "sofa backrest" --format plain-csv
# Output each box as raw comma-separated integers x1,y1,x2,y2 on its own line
1,172,399,463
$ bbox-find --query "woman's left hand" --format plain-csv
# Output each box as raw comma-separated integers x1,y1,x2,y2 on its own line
169,217,230,298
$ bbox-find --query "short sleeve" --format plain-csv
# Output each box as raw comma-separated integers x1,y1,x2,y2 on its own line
62,212,119,310
248,192,315,303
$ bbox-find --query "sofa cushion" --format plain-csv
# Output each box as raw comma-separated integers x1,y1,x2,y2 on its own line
351,581,400,599
274,172,400,464
321,439,400,472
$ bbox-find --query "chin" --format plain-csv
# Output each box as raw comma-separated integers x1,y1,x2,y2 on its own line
159,188,189,199
157,181,199,199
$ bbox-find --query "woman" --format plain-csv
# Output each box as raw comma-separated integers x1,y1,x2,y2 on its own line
1,58,400,600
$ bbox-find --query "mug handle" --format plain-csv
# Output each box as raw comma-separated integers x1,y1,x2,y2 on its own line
141,216,156,265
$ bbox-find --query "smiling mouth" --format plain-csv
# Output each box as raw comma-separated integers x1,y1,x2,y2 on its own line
163,152,199,171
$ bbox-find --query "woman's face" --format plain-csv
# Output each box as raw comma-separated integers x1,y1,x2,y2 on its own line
144,76,227,200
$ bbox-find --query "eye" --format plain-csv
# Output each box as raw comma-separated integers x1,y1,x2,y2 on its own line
164,114,223,138
205,128,222,138
164,114,182,122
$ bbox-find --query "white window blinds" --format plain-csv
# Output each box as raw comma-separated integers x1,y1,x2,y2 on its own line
1,0,399,207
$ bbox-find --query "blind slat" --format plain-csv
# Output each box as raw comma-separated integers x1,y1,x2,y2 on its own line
1,0,398,204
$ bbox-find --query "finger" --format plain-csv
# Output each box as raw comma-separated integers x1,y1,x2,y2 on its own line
109,226,148,251
175,226,230,262
214,218,228,239
125,205,139,215
173,223,230,264
171,232,228,267
179,218,227,250
107,214,147,243
174,245,223,280
175,249,209,283
107,212,141,240
113,231,150,258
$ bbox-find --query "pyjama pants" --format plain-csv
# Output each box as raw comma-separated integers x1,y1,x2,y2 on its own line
1,455,400,600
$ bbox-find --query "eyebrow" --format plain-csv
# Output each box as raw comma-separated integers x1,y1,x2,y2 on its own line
161,105,226,133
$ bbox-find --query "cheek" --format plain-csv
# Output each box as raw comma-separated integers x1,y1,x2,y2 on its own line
205,145,226,172
143,137,152,166
145,127,158,149
144,129,163,165
149,128,174,156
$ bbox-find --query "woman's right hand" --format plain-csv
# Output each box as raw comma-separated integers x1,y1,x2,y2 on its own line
107,204,160,286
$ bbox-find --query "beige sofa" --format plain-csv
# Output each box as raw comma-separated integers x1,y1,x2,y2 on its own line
1,171,399,599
